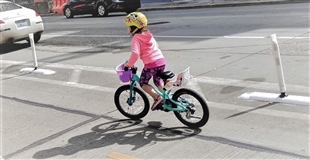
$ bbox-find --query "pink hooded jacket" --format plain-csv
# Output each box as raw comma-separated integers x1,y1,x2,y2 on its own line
127,31,166,68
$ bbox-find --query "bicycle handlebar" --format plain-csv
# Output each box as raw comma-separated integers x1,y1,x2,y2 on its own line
124,66,138,74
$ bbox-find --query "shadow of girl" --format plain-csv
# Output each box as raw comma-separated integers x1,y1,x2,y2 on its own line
33,120,201,159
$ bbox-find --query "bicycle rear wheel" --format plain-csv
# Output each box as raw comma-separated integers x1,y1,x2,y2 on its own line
172,88,209,128
114,85,150,120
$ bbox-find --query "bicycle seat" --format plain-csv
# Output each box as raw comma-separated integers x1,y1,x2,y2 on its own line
156,71,175,80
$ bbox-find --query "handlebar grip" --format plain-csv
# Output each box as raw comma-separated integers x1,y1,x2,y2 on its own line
124,66,129,71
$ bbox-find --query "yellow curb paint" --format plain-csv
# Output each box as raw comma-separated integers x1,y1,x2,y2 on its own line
107,152,143,160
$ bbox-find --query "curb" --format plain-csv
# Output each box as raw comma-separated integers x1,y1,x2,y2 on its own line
40,0,309,16
138,0,309,11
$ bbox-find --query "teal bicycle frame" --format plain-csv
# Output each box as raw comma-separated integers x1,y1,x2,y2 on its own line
128,68,189,112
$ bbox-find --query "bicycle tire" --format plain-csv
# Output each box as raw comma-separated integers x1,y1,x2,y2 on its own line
114,85,150,120
172,88,209,128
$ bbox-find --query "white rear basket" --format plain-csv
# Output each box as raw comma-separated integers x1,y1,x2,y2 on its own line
169,67,192,87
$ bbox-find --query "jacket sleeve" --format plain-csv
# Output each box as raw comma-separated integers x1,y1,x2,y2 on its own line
127,37,140,67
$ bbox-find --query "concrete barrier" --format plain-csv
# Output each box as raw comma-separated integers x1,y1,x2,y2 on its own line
21,1,52,14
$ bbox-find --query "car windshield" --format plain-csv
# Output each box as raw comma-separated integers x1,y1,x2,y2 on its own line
0,2,22,12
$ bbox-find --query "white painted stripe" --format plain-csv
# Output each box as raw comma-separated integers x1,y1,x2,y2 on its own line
40,34,310,39
1,74,115,93
41,31,81,41
223,36,265,39
0,60,116,74
195,76,309,94
67,69,82,84
239,92,310,106
1,60,308,94
1,73,308,121
44,21,114,25
20,68,55,75
42,35,127,38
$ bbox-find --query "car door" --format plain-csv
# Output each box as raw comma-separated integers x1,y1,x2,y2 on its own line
118,0,141,11
83,0,96,11
70,0,86,12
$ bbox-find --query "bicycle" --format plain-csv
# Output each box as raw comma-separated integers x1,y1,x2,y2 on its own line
114,63,210,128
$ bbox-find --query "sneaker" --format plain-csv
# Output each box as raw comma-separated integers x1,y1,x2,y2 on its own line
151,96,163,111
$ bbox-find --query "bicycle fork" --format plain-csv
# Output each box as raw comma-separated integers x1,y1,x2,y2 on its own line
127,83,137,106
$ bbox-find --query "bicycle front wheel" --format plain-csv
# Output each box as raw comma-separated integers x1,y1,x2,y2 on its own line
172,88,209,128
114,85,150,120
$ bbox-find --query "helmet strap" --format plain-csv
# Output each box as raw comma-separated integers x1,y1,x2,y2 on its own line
131,28,139,35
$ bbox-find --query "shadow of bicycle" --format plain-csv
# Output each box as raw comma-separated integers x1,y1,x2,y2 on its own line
33,119,201,159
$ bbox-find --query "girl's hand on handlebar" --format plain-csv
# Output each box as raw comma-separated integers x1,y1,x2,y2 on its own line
124,63,131,71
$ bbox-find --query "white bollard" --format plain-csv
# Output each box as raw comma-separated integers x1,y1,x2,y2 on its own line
238,34,310,105
271,34,287,98
19,33,55,75
29,33,38,69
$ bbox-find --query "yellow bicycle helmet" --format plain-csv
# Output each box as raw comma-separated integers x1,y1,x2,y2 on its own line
124,12,148,29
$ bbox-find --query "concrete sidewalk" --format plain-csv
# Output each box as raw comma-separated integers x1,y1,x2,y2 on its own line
139,0,309,11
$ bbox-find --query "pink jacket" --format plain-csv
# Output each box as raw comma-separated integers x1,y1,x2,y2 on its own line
127,31,166,68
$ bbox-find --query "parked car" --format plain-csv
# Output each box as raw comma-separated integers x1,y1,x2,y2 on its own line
63,0,141,18
0,0,44,45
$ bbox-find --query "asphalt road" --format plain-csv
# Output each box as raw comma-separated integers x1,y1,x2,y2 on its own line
1,3,309,160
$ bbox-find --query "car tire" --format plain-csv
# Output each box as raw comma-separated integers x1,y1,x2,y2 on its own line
26,33,41,44
34,33,41,43
96,4,108,17
64,7,74,18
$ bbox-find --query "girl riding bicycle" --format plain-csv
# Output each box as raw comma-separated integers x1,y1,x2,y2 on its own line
123,12,165,111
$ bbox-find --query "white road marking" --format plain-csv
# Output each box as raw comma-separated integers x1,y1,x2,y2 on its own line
2,74,116,93
239,92,310,106
223,36,265,39
1,73,309,121
43,21,114,25
41,31,81,41
195,76,309,94
0,60,116,73
1,60,308,94
40,34,309,39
